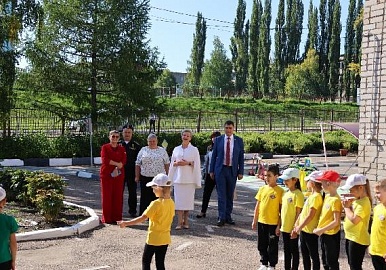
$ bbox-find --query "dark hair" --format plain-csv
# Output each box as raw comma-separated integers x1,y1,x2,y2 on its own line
267,164,280,176
294,179,301,190
210,131,221,139
224,120,234,127
123,124,134,131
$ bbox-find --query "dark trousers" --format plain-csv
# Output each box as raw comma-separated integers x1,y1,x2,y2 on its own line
200,174,216,214
345,239,368,270
142,243,168,270
125,173,137,215
282,232,300,270
0,260,12,270
139,175,156,215
300,231,320,270
320,231,340,270
216,166,237,221
257,222,279,267
371,255,386,270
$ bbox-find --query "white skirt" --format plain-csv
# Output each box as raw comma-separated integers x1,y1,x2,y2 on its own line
174,183,196,210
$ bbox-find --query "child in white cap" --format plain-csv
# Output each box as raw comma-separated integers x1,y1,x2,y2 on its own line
292,170,323,270
118,174,175,270
369,179,386,270
0,187,18,270
341,174,372,270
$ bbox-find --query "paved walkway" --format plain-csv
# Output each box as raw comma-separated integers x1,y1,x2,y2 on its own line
15,155,374,270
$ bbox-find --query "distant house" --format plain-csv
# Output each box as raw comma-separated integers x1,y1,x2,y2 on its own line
171,72,187,87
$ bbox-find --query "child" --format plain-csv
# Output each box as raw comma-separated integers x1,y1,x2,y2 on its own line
0,187,18,270
313,170,342,270
118,174,175,270
279,168,304,270
341,174,372,270
369,179,386,270
252,164,284,270
293,170,324,270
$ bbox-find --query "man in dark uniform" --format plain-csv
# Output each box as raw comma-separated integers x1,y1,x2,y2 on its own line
120,125,141,217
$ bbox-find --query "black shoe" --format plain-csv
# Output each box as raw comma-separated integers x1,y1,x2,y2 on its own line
196,213,206,218
217,219,225,227
226,219,235,225
129,213,138,218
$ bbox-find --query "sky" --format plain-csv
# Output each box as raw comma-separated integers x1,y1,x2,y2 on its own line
148,0,350,73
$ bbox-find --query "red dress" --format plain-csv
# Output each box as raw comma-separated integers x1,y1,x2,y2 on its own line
100,143,127,223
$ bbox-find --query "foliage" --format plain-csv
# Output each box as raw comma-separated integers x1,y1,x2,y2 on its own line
20,0,164,131
200,37,233,96
185,12,206,96
154,69,177,89
272,0,285,98
34,189,64,222
285,0,304,64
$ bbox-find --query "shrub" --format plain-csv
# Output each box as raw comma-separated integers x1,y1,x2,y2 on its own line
34,189,64,223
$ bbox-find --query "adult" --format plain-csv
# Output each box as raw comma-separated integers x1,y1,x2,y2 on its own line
100,130,127,224
168,129,201,229
135,133,170,215
196,131,221,218
120,125,141,217
210,120,244,226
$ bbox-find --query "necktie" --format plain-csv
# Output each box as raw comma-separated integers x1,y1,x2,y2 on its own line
226,137,231,166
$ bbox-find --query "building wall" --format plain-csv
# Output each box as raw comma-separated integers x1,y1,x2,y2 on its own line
359,0,386,181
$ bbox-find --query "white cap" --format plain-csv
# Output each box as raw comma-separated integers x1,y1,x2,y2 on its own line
0,187,6,201
341,174,367,190
279,168,300,181
305,171,323,182
146,173,172,187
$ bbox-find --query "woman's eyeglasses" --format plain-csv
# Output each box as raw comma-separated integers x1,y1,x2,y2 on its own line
111,135,120,138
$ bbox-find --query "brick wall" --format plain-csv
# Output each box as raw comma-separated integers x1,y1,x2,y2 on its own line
359,0,386,181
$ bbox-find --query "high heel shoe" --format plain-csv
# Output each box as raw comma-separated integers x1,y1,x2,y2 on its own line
196,213,206,218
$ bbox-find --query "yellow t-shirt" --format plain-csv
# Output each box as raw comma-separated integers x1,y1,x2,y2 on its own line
281,189,304,233
317,194,342,235
255,185,284,225
343,197,371,246
144,198,175,246
369,203,386,257
299,192,323,233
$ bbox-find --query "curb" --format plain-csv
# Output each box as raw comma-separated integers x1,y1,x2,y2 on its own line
16,201,100,242
0,157,102,167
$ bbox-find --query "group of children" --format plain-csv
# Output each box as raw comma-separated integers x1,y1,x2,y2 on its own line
253,164,386,270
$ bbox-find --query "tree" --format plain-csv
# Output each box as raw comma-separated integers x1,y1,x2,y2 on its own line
285,49,324,100
272,0,285,98
154,69,177,89
343,0,356,101
247,0,262,97
186,12,207,96
328,1,341,101
352,0,363,101
21,0,163,131
304,1,319,58
257,0,272,97
230,0,248,95
285,0,304,65
200,37,233,96
0,0,41,136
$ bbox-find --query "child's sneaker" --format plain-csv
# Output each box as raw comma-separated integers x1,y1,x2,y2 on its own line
258,265,268,270
267,267,275,270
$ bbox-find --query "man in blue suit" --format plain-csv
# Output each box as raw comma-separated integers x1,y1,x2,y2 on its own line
210,120,244,226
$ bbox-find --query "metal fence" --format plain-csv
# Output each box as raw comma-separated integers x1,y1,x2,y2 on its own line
1,108,359,137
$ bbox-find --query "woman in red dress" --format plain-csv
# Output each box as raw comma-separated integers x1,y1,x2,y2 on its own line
100,130,127,224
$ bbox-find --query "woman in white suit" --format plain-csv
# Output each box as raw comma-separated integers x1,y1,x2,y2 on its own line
168,129,201,229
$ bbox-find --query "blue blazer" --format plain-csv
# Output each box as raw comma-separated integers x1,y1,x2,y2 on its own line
209,135,244,177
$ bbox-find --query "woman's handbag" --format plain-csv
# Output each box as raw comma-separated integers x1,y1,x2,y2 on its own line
111,167,121,177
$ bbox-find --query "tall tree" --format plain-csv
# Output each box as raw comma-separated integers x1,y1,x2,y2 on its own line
352,0,363,101
304,1,319,58
257,0,272,97
328,1,342,101
186,12,207,96
0,0,41,136
285,0,304,64
272,0,286,98
230,0,248,95
200,37,233,96
22,0,163,130
343,0,356,101
247,0,262,97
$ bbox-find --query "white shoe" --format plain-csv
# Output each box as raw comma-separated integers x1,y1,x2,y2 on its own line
258,266,268,270
267,267,275,270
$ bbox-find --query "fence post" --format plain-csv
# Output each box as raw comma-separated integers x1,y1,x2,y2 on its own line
197,111,202,133
235,109,238,132
157,114,161,135
269,112,272,131
300,110,304,133
330,109,334,131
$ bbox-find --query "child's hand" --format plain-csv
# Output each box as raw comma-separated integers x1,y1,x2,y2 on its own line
313,228,323,236
290,229,298,239
251,221,257,230
275,227,280,236
117,220,126,228
383,253,386,262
